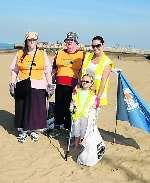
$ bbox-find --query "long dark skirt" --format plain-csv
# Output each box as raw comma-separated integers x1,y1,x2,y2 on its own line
15,88,47,131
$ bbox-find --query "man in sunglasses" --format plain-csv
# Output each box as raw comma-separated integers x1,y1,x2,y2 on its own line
82,35,114,108
52,32,85,130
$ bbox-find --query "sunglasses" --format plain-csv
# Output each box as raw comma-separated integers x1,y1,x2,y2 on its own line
27,39,38,42
81,80,91,83
65,39,74,42
91,44,102,49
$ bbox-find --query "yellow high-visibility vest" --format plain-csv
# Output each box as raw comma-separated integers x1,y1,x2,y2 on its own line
72,89,95,121
82,52,113,105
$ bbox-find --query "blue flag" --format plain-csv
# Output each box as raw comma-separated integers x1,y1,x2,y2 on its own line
116,71,150,133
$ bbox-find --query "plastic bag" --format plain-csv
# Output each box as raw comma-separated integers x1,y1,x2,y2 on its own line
77,108,105,166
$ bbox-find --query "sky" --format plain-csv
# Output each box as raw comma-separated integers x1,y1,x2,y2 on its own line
0,0,150,49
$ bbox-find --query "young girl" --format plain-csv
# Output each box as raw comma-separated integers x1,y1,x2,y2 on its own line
70,74,98,148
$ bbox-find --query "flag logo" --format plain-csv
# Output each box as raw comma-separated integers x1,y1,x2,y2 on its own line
123,88,139,111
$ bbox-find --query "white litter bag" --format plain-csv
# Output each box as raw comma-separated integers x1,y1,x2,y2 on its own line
77,108,105,166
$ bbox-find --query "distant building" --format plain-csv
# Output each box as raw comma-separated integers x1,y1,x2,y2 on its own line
14,42,150,55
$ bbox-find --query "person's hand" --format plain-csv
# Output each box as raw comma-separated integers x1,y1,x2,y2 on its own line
70,102,77,114
47,84,56,98
9,83,15,98
73,86,78,95
95,96,100,108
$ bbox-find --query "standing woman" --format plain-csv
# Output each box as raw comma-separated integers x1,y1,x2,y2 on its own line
82,36,114,108
53,32,85,130
10,32,52,143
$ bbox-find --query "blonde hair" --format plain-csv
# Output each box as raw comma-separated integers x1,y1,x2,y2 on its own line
79,74,96,94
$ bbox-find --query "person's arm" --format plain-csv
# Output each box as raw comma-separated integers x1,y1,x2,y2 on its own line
52,51,58,82
70,94,77,113
97,64,112,105
78,50,86,83
70,100,76,113
10,53,19,84
44,51,52,84
52,59,57,83
9,53,19,97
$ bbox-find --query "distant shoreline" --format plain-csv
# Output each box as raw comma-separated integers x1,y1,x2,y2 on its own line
0,49,17,53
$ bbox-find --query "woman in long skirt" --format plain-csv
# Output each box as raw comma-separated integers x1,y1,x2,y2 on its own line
9,32,52,143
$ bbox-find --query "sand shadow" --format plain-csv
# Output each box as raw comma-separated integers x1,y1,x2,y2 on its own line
99,128,140,149
45,129,78,162
45,126,140,163
0,110,17,136
45,129,69,159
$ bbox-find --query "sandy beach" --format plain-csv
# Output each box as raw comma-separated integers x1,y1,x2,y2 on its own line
0,51,150,183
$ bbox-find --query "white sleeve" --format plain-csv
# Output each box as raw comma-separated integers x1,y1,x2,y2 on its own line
44,51,52,74
10,52,19,74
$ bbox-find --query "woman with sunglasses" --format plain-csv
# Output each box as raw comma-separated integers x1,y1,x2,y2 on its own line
9,32,52,143
82,36,114,108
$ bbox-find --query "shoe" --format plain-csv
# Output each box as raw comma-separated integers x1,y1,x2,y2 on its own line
48,129,61,138
30,132,39,142
54,125,60,129
60,124,65,129
17,133,27,143
64,125,71,131
47,118,55,129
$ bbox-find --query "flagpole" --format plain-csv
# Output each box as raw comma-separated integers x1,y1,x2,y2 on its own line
112,68,121,144
113,117,118,144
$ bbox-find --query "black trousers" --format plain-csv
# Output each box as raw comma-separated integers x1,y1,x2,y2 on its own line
54,84,73,130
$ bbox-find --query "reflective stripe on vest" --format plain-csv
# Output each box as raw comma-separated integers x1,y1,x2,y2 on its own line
82,52,113,105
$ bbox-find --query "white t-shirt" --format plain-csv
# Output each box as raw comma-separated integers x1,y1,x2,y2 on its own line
86,62,97,78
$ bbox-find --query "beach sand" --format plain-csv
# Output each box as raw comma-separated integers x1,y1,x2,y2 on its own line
0,52,150,183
